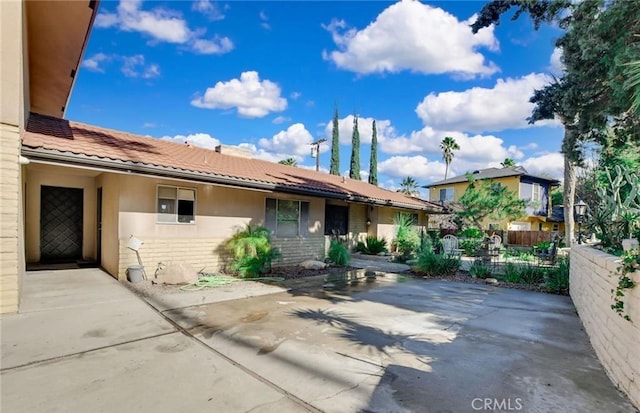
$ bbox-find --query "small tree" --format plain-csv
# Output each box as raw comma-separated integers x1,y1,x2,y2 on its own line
349,114,361,179
455,175,527,229
368,120,378,185
278,158,297,166
330,106,340,175
440,136,460,180
398,176,419,197
501,158,516,168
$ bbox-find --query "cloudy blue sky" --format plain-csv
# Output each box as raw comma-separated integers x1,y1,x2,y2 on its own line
68,0,566,195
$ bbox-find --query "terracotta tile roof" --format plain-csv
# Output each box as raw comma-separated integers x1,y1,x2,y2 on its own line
22,113,444,212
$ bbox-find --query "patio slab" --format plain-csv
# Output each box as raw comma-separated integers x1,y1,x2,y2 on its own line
162,274,638,413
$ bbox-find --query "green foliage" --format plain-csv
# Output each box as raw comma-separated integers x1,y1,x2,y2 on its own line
501,158,516,168
518,265,546,286
440,136,460,180
226,225,280,278
502,263,523,284
612,248,639,321
368,120,378,185
468,261,492,279
392,213,420,260
398,176,419,197
328,240,350,266
455,176,526,229
415,250,460,277
330,106,340,175
459,238,482,256
592,164,640,252
534,241,552,251
278,158,297,166
551,188,563,206
356,236,387,255
545,257,570,294
349,115,361,180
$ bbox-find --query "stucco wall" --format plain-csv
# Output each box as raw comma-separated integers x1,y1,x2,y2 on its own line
570,245,640,409
114,174,326,279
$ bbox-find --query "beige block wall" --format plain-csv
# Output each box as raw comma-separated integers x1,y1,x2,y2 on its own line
0,124,21,314
570,245,640,409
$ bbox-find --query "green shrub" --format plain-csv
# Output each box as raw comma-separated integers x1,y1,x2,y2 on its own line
392,213,420,260
415,250,460,277
519,265,545,285
545,257,570,294
226,225,280,278
457,227,483,256
460,238,482,256
534,241,552,251
356,236,388,255
501,262,523,283
328,240,350,266
469,262,492,279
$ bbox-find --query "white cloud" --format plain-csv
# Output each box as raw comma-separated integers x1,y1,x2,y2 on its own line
81,53,110,72
96,0,233,55
259,11,271,30
237,143,303,164
121,55,160,78
290,91,302,100
192,0,226,21
549,47,565,75
520,152,564,180
191,71,287,118
415,73,560,133
160,133,220,149
258,123,314,156
323,0,499,77
191,36,234,55
323,115,397,145
378,155,445,183
272,116,291,124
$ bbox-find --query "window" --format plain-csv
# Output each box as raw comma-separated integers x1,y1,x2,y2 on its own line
552,223,559,231
532,183,540,202
325,205,349,235
157,185,195,224
439,188,454,202
265,198,310,237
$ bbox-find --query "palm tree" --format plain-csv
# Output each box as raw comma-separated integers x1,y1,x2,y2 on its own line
501,158,516,168
398,176,419,197
440,136,460,180
278,157,297,167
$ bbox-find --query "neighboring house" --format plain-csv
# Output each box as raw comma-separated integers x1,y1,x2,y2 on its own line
0,1,443,314
424,166,562,231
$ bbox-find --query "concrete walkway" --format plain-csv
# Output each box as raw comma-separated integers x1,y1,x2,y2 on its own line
0,269,306,413
2,268,637,412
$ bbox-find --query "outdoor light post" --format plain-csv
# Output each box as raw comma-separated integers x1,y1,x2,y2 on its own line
574,200,587,245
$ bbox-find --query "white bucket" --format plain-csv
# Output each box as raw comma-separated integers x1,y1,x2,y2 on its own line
127,265,144,283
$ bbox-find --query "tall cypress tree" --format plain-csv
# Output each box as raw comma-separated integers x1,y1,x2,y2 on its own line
368,120,378,185
349,114,361,180
329,106,340,175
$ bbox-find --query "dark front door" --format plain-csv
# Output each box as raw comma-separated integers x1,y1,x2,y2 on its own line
40,186,83,262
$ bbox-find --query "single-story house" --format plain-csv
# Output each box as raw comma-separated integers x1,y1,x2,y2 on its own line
21,113,444,280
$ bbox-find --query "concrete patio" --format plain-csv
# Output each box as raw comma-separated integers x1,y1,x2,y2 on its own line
1,268,637,412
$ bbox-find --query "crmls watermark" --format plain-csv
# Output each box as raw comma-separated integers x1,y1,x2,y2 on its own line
471,398,524,411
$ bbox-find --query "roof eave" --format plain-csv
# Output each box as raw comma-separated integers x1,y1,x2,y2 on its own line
22,148,443,213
